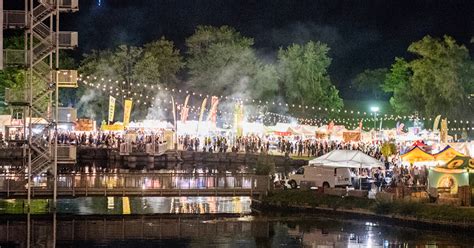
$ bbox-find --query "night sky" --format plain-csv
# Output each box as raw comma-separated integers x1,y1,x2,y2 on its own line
6,0,474,99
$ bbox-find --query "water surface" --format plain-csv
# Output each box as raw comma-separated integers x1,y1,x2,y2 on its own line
0,196,252,215
0,214,472,247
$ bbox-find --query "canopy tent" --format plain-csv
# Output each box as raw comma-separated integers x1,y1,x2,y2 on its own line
266,123,293,136
242,122,265,135
300,125,317,135
289,125,316,136
412,140,427,147
129,120,173,130
286,126,301,135
400,146,434,164
309,149,383,168
433,145,465,164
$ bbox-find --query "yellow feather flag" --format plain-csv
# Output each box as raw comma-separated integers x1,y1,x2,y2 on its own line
123,99,133,127
108,96,116,123
433,115,441,131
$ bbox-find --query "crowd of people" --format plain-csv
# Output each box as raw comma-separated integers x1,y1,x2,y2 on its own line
179,135,270,153
178,134,431,189
0,130,432,189
0,131,166,149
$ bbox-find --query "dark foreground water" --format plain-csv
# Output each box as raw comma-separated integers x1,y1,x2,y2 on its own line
1,214,474,247
0,197,473,247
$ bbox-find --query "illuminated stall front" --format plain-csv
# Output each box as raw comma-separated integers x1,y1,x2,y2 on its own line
428,156,473,205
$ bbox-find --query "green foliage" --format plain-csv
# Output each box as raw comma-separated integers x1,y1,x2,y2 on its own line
80,45,147,120
255,154,275,175
381,142,397,159
77,49,117,120
264,191,474,223
373,201,394,215
4,34,24,49
0,68,50,115
383,57,419,115
352,68,388,100
186,25,259,97
0,68,23,114
79,38,183,121
384,36,474,118
373,200,474,222
264,190,374,209
250,63,280,102
408,35,473,118
278,41,343,112
135,37,184,87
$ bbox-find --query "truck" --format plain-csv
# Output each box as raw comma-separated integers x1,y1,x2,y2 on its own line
288,165,353,189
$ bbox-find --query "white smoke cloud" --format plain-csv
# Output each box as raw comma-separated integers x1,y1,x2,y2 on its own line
77,89,98,119
145,91,172,121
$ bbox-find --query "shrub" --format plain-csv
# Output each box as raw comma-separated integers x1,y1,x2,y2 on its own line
255,154,275,175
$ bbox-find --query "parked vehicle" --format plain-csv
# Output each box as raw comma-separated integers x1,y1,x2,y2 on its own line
288,165,353,189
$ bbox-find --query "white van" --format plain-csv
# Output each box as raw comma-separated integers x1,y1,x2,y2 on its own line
288,165,353,189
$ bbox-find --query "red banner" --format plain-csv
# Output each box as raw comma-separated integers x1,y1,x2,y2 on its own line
275,131,291,136
180,107,189,123
210,96,219,128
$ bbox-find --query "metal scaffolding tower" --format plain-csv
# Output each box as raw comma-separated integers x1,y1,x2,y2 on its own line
2,0,78,209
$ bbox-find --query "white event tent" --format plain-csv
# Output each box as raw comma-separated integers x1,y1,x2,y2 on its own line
309,150,383,190
309,150,383,168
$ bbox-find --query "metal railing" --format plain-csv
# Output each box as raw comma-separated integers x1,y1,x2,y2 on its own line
58,32,78,48
55,107,77,123
4,88,29,105
3,10,27,28
55,70,78,88
3,49,25,66
56,145,76,161
0,173,269,198
41,0,79,11
120,142,168,155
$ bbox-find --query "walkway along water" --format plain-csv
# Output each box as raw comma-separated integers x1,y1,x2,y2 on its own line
0,173,270,198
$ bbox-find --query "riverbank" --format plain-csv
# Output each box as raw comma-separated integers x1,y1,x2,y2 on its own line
252,190,474,231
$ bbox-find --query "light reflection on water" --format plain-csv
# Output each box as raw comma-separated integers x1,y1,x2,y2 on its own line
0,215,472,248
0,196,252,215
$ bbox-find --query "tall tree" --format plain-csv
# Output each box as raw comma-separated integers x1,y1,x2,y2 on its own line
277,41,343,111
383,36,474,118
78,45,143,120
408,35,473,118
251,63,280,102
0,68,24,114
79,38,184,121
185,26,258,97
134,37,184,87
352,68,388,100
382,57,420,115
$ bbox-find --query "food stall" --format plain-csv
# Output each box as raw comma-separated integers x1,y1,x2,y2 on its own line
428,156,473,205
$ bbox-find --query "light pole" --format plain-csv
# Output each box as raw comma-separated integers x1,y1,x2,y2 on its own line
370,106,379,130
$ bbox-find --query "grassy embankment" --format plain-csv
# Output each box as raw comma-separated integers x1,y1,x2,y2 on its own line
261,190,474,223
